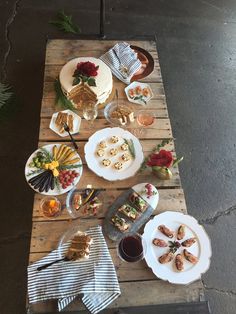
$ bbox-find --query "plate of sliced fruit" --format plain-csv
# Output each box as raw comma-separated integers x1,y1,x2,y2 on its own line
25,144,83,195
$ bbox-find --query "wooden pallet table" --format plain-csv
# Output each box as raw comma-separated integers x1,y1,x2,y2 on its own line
27,40,204,313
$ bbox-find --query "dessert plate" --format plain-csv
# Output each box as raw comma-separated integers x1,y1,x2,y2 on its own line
49,109,81,137
142,211,212,285
84,127,144,181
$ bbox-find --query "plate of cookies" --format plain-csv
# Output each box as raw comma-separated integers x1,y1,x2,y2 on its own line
84,127,144,181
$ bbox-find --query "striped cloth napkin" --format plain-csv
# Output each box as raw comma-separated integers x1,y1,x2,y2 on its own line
100,42,142,84
28,226,121,314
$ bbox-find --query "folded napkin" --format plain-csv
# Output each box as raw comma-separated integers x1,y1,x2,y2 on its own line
100,42,142,84
28,226,120,314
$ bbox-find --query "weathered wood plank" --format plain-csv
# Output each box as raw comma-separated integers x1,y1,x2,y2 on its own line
27,280,204,313
43,62,162,83
40,98,168,118
29,248,155,281
42,81,165,99
46,40,157,53
38,139,175,162
38,117,172,141
32,188,187,221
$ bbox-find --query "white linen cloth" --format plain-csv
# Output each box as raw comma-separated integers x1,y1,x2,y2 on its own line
28,226,120,314
100,42,142,84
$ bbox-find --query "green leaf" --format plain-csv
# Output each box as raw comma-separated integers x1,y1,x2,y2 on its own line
0,83,13,110
81,75,88,83
54,78,76,112
49,10,81,34
72,77,81,86
59,164,82,170
172,156,184,167
124,138,136,158
87,77,96,87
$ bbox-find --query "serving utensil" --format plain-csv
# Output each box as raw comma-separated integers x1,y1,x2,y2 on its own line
37,256,71,271
63,122,78,150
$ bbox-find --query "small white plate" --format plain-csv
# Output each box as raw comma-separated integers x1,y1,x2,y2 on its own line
142,211,212,285
49,109,81,137
125,81,153,106
84,127,144,181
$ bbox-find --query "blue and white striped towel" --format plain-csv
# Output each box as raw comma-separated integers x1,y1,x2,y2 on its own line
100,42,142,84
28,226,121,314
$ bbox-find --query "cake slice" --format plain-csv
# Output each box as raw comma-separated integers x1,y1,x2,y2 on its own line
66,232,93,261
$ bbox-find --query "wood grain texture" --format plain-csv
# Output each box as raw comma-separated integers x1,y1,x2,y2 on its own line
27,39,201,312
39,117,172,141
32,188,187,221
28,280,204,313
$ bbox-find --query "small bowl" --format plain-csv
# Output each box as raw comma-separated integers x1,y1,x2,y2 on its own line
66,187,105,219
125,81,153,106
104,101,135,127
40,196,62,219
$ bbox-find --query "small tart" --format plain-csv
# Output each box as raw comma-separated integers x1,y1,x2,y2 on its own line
121,143,129,151
99,141,107,149
97,149,105,157
110,148,118,156
114,161,123,170
102,159,111,167
121,153,131,162
111,136,119,143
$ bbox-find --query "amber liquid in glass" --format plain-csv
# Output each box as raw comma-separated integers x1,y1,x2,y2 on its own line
137,114,155,126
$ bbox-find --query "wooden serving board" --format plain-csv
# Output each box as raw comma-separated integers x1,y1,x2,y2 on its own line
27,39,204,313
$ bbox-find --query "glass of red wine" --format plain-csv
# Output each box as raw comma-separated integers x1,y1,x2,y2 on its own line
117,233,146,263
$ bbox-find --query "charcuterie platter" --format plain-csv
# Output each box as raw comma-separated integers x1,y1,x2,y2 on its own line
103,183,159,241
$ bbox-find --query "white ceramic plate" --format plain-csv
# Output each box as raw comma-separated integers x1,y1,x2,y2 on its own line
125,81,153,106
49,109,81,137
84,127,144,181
142,211,212,285
25,144,83,195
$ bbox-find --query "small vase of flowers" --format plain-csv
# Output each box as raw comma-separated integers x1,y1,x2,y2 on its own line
142,140,183,180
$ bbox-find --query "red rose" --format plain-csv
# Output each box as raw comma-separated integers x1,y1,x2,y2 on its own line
147,150,173,168
76,61,99,77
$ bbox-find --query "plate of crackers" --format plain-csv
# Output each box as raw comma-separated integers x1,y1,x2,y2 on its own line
84,127,144,181
50,109,81,137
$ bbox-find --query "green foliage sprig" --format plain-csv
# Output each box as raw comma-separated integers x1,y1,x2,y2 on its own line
124,138,136,158
50,10,81,34
54,78,76,111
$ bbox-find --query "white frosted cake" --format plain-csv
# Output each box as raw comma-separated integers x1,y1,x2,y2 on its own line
59,57,113,108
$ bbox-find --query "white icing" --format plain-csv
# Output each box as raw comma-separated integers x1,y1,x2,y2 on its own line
59,57,113,104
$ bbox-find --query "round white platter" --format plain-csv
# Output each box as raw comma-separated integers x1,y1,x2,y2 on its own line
84,127,144,181
25,144,83,196
142,211,212,285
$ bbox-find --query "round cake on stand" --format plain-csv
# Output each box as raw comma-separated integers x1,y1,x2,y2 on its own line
59,57,114,109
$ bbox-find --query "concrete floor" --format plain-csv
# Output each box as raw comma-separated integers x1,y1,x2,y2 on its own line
0,0,236,313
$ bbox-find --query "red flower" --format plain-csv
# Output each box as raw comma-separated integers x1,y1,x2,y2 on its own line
147,150,173,168
76,61,99,77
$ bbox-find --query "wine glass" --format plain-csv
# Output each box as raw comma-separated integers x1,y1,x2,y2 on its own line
83,103,98,128
136,110,156,135
117,233,146,263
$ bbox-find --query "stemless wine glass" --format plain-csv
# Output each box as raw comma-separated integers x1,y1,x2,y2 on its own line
83,103,98,128
117,232,146,263
136,110,156,136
